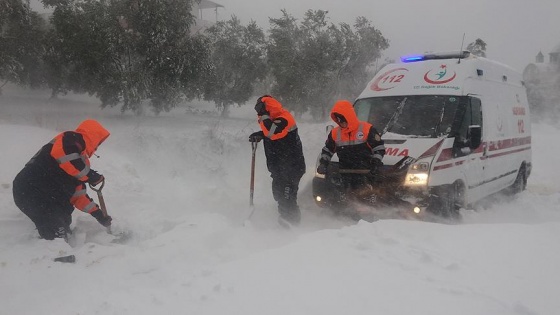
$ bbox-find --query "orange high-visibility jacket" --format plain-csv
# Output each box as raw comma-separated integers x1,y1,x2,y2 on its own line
20,119,110,214
321,100,385,170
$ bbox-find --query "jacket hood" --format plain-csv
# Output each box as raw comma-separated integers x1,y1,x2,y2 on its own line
330,100,359,132
261,96,288,118
75,119,110,157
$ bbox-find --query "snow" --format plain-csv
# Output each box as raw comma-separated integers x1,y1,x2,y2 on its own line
1,87,560,315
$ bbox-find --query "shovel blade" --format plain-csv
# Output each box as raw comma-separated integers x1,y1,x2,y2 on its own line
110,230,133,244
243,206,256,227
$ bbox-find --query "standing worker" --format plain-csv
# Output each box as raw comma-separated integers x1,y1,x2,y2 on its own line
13,119,112,240
317,100,386,191
249,95,306,226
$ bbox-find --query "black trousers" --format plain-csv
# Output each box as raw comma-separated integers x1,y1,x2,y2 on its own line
271,173,303,223
13,172,73,240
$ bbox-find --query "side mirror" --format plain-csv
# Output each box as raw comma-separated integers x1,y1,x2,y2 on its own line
468,125,481,149
326,125,334,135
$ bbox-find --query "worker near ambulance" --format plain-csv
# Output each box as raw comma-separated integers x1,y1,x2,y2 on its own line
249,95,306,226
12,119,112,240
317,100,386,189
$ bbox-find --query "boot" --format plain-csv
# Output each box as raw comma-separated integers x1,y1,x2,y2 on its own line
278,205,301,226
54,226,69,242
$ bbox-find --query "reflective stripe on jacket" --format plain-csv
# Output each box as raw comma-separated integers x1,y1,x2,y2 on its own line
258,96,298,141
50,133,91,182
70,183,99,213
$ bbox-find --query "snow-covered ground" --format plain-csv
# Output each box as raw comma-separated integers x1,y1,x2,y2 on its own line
1,87,559,315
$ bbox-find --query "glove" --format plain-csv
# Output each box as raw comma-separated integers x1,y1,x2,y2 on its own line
370,159,383,177
91,209,112,227
249,131,263,143
316,163,328,175
87,170,104,186
370,166,380,177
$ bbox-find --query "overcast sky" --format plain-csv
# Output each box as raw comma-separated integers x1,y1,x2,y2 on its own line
216,0,559,72
30,0,559,72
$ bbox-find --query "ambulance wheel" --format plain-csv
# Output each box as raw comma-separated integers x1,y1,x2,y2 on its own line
428,182,463,220
509,164,527,195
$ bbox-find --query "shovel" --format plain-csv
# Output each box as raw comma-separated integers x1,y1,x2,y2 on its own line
89,179,131,243
245,141,258,224
89,179,112,234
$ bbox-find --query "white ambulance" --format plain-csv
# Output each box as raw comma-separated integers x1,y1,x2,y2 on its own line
312,51,532,218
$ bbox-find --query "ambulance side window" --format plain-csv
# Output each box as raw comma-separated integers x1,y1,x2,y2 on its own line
454,97,482,156
470,98,482,129
457,106,471,143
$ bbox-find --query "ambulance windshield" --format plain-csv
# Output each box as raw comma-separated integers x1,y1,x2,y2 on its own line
354,95,464,138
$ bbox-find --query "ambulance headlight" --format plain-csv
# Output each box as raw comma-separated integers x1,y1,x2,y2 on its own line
410,162,430,172
404,162,430,187
405,173,429,186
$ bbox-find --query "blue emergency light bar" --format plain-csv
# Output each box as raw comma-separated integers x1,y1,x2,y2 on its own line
401,55,424,62
401,51,471,63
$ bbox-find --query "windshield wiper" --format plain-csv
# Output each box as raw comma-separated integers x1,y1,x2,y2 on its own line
382,97,407,135
433,103,446,137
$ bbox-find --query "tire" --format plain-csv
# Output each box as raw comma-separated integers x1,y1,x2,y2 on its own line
428,182,463,220
510,165,527,195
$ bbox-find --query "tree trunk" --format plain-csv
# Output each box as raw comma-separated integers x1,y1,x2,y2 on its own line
220,103,230,118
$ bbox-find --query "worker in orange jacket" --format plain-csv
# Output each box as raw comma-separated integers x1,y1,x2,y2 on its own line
13,119,112,240
317,100,386,190
249,95,306,225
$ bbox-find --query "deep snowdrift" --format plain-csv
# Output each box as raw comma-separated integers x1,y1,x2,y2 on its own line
1,89,559,315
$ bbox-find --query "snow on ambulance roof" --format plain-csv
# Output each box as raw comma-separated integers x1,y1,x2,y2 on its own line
358,51,523,99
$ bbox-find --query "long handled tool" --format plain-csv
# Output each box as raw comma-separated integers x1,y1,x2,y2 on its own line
89,179,112,234
245,141,258,223
89,179,131,243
